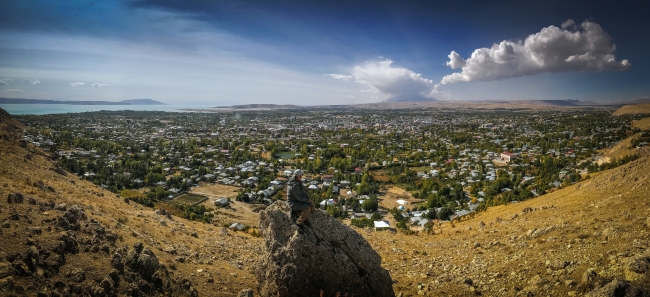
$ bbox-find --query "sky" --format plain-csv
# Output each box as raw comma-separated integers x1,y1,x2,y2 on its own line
0,0,648,105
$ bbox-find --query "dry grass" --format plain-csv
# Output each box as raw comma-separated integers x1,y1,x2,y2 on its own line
0,123,262,296
360,155,650,296
613,103,650,115
633,117,650,130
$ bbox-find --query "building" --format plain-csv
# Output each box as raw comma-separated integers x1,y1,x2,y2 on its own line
500,151,517,162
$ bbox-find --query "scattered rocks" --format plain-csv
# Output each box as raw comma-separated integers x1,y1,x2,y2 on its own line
585,279,629,297
7,193,23,204
238,288,254,297
56,205,87,231
111,242,198,296
54,203,67,211
256,201,394,297
27,197,37,205
601,228,617,241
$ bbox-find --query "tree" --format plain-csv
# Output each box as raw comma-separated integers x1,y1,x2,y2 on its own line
361,197,378,212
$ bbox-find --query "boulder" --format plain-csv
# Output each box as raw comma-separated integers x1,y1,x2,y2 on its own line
238,288,254,297
585,279,629,297
7,193,23,204
256,201,394,297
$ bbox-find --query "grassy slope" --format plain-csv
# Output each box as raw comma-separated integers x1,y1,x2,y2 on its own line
362,153,650,296
612,103,650,115
0,114,262,295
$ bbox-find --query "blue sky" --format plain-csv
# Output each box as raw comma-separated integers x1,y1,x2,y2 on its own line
0,0,648,105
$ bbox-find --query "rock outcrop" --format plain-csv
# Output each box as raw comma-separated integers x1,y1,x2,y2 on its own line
256,201,394,297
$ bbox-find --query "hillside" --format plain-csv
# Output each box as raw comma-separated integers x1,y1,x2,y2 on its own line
0,109,261,296
2,108,650,296
599,117,650,164
366,155,650,296
613,103,650,115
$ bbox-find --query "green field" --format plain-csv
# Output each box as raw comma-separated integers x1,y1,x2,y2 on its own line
173,193,208,206
276,151,297,159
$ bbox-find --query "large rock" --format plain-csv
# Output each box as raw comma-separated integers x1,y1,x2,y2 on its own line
256,201,394,297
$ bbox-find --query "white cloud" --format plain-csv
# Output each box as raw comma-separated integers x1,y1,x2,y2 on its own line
351,59,436,99
3,89,24,92
445,51,466,69
70,82,85,86
347,94,356,98
0,79,5,85
441,19,630,84
92,83,108,88
325,74,353,81
22,78,40,85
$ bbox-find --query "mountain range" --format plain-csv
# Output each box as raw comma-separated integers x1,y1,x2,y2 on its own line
0,98,165,105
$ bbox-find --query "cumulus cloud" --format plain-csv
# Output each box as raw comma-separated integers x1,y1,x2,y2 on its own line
22,78,40,85
70,82,85,86
0,79,6,85
441,19,630,84
92,83,108,88
327,59,449,100
325,74,353,81
353,59,445,100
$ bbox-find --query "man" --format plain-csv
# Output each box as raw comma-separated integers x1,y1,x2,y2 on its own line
287,169,315,226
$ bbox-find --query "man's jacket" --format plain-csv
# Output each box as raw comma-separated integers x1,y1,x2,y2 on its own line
287,179,311,210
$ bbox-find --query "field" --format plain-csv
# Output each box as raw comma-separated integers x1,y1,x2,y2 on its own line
191,183,264,227
172,193,208,206
276,151,297,159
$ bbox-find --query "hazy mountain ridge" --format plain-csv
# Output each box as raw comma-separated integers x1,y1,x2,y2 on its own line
0,98,165,105
214,104,303,109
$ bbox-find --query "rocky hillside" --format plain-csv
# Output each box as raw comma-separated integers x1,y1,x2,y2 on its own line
363,155,650,296
0,109,262,296
2,107,650,296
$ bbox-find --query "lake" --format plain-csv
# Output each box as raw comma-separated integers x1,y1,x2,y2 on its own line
0,104,218,115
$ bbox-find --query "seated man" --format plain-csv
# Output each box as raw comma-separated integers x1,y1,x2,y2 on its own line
287,169,315,226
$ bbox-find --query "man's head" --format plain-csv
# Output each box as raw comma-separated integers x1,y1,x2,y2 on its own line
293,169,304,181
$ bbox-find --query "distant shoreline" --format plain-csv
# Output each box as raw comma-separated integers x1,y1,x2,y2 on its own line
0,98,165,105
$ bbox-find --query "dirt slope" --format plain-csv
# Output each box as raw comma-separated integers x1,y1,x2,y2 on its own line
613,103,650,115
599,117,650,164
0,109,262,296
362,154,650,296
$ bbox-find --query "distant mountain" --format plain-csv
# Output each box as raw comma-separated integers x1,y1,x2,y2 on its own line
214,104,302,109
0,98,164,105
498,99,603,106
382,94,437,103
118,99,165,105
